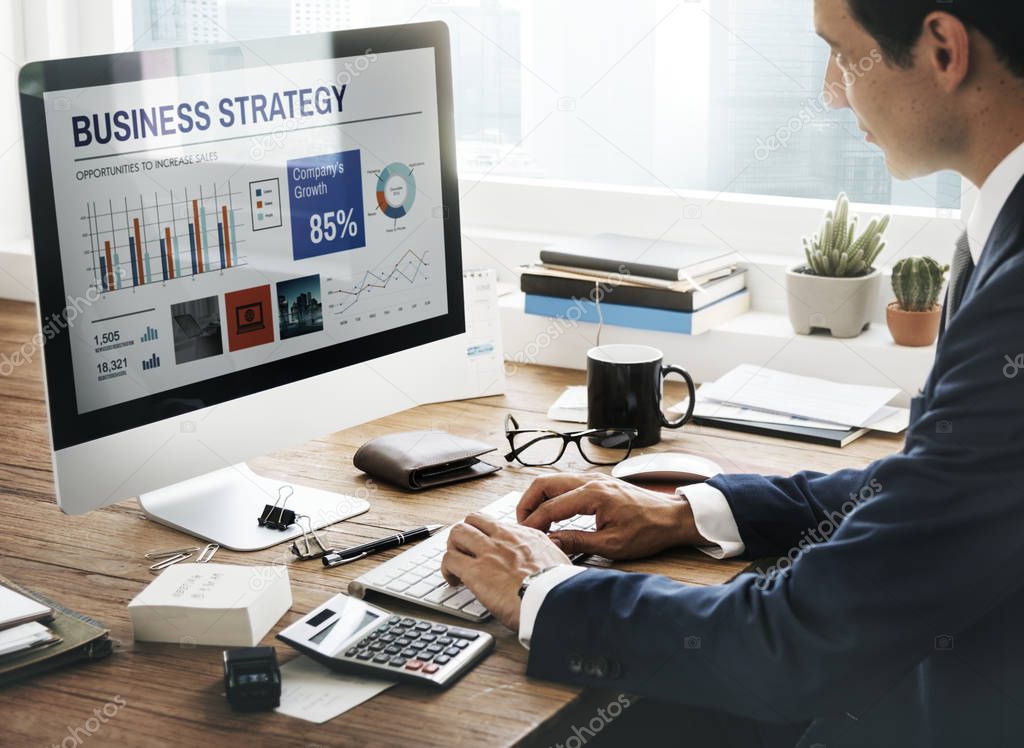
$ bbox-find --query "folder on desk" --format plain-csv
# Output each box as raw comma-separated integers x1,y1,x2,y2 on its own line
0,575,112,687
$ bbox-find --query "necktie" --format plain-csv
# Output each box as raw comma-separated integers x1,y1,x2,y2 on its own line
941,231,975,332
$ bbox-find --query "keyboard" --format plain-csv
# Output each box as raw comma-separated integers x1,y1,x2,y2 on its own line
347,491,596,622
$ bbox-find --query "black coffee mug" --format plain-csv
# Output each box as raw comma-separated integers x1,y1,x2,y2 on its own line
587,345,696,448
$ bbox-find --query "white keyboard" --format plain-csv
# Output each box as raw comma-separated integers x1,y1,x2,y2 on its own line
347,491,596,622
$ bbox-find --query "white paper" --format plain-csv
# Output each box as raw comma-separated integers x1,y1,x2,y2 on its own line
276,655,394,724
697,364,900,429
547,386,588,423
0,622,54,656
0,584,51,628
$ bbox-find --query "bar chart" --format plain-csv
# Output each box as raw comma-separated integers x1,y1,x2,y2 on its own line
84,183,246,294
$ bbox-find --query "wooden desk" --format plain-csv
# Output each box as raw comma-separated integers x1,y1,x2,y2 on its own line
0,298,903,746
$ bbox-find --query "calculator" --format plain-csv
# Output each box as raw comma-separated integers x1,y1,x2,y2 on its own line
276,593,494,688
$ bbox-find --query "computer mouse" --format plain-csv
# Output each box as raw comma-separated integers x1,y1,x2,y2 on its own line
611,453,723,485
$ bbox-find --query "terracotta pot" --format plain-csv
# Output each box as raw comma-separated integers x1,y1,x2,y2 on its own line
886,302,942,347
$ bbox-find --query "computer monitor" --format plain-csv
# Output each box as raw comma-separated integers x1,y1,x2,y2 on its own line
18,22,465,550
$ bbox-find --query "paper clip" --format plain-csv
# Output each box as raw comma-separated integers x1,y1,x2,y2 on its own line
149,552,193,571
196,543,220,563
145,546,199,560
258,485,296,530
290,516,333,561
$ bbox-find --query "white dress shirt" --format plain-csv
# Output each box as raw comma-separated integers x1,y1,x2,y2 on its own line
519,139,1024,649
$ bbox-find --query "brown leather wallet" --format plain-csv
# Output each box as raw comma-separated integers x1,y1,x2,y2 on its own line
352,431,502,490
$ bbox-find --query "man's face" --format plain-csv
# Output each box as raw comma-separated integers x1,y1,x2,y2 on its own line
814,0,946,179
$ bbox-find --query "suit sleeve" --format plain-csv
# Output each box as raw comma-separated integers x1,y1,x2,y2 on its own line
527,256,1024,724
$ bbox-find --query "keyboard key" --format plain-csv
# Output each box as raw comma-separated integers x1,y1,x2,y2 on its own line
442,588,477,610
405,581,439,599
448,627,481,641
424,584,460,604
461,601,488,617
386,580,412,593
405,660,425,671
423,663,440,674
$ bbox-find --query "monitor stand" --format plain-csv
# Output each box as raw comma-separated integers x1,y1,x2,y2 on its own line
138,463,370,552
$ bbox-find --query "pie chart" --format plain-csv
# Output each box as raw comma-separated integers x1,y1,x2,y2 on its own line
375,162,416,219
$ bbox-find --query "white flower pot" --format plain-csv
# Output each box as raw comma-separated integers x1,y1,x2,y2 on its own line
785,266,882,339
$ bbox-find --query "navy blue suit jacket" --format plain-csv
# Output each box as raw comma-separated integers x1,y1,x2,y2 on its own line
528,176,1024,747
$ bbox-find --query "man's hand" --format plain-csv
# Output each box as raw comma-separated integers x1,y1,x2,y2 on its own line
441,513,571,631
517,473,706,560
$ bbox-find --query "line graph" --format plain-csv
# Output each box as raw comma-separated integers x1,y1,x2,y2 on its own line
327,249,431,316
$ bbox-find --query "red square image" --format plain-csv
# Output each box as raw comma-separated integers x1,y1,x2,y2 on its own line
224,284,275,351
257,200,263,208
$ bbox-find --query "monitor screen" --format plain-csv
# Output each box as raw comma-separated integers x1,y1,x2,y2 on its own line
20,24,464,450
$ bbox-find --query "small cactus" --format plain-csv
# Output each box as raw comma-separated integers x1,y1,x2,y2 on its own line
802,193,891,278
891,256,949,312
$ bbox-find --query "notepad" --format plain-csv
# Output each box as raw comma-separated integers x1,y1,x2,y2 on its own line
698,364,900,429
0,584,52,631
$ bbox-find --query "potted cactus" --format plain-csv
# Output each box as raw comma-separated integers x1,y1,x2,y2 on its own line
786,193,891,338
886,256,949,347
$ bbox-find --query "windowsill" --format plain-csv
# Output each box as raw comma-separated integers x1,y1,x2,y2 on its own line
500,292,934,406
0,239,37,302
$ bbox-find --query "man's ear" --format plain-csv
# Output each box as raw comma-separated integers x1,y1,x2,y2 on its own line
921,11,971,92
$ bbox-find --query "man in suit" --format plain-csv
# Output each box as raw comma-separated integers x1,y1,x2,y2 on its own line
441,1,1024,745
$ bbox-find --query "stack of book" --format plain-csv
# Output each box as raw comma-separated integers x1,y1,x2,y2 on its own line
521,233,750,335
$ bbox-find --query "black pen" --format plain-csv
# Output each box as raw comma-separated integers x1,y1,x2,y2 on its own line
322,524,445,567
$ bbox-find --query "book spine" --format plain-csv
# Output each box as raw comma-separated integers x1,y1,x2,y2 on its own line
524,294,695,334
520,273,696,312
537,250,681,281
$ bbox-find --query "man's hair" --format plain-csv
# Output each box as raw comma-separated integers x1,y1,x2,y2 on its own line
847,0,1024,78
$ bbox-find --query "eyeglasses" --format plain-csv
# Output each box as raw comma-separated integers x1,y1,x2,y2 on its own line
503,414,636,467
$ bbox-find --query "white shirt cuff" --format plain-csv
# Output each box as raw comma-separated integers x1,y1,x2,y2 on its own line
518,565,588,649
678,483,746,559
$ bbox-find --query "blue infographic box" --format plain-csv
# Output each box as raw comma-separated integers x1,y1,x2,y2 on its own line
287,149,365,260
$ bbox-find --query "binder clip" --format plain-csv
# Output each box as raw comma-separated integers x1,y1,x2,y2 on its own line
258,485,296,530
290,515,334,561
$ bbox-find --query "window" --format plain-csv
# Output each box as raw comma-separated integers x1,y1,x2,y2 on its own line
131,0,961,212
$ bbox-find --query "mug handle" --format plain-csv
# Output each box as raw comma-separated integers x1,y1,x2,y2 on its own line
660,365,696,429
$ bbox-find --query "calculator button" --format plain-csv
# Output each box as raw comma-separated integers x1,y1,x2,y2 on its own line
426,644,443,654
369,642,385,651
385,645,401,655
401,618,416,626
444,647,460,657
356,651,374,660
388,657,407,667
380,634,395,643
448,627,480,641
405,660,425,671
434,655,451,665
422,663,440,674
388,615,401,624
401,648,418,658
437,637,453,646
409,641,426,650
454,640,469,649
345,648,359,657
419,634,436,643
431,624,448,634
396,638,412,647
373,655,390,664
414,622,431,631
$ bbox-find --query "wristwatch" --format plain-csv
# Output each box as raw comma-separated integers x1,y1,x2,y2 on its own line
518,566,561,599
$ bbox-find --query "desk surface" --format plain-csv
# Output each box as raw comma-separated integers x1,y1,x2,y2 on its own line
0,298,903,747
